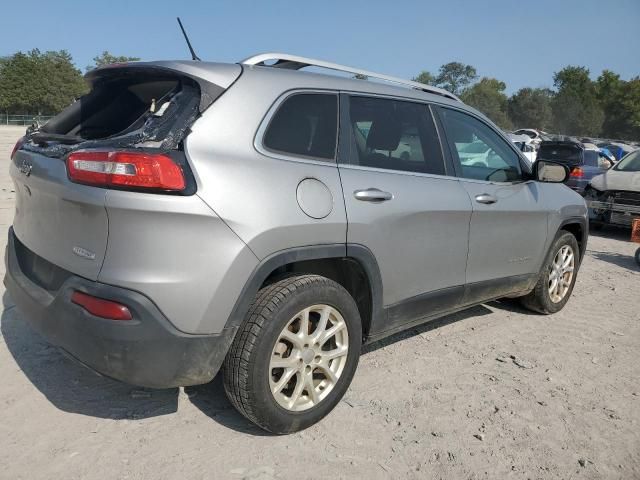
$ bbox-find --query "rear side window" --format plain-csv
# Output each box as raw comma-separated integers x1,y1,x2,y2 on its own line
346,96,445,175
263,93,338,160
584,150,599,167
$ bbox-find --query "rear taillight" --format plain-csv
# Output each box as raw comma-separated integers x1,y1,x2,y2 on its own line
67,151,185,191
11,137,25,159
71,291,132,320
570,167,584,178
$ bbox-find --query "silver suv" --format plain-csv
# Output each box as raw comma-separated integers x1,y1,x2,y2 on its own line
6,53,588,433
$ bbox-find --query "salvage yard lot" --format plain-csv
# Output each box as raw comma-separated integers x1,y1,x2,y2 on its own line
0,125,638,480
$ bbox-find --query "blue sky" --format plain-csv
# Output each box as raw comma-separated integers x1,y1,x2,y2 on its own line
1,0,638,93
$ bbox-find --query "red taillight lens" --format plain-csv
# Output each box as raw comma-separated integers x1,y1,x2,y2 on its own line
67,151,185,191
11,137,25,159
71,291,132,320
570,167,584,178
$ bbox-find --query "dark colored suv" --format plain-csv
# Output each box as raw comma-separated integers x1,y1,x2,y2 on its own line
537,141,613,194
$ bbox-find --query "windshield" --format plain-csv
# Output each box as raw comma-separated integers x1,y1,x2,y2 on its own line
614,150,640,172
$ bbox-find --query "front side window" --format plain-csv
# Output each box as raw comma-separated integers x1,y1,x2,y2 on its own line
439,107,522,182
263,93,338,160
346,96,445,175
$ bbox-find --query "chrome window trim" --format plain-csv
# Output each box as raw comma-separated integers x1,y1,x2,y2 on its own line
254,89,340,166
337,163,462,182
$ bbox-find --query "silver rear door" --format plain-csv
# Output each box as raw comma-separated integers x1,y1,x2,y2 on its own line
338,95,472,333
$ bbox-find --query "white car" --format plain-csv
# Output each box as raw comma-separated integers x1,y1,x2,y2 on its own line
507,133,537,165
513,128,544,146
586,149,640,228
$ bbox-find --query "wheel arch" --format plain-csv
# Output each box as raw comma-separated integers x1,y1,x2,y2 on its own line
225,244,384,340
558,217,588,261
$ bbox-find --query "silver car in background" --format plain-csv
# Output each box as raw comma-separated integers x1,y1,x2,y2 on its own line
6,53,588,433
586,149,640,228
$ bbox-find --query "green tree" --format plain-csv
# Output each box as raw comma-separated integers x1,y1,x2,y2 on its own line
434,62,477,95
460,77,512,129
508,87,553,130
608,77,640,140
551,66,603,136
412,71,436,86
0,49,87,115
596,70,627,138
87,51,140,71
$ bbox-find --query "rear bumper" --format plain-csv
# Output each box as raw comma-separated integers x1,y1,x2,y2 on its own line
566,178,589,194
4,228,236,388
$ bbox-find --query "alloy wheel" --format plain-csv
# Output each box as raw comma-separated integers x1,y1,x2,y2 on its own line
548,245,575,303
269,305,349,412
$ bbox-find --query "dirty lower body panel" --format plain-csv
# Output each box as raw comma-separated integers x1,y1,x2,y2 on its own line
4,228,235,388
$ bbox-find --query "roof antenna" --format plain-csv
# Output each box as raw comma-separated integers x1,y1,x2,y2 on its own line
177,17,201,61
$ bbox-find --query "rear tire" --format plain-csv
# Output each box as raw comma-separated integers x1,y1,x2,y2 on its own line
520,231,580,314
223,274,361,434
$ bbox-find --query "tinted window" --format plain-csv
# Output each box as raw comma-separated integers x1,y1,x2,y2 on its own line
583,150,599,167
264,93,338,159
439,108,522,182
347,96,445,175
537,144,582,164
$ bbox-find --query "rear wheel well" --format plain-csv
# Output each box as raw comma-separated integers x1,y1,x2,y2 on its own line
560,223,584,258
262,258,372,339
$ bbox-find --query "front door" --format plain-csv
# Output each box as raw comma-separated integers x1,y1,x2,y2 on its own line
338,94,472,334
435,106,549,302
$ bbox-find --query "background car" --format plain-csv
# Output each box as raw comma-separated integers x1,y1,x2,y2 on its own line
586,149,640,228
597,141,636,161
536,140,614,194
512,128,544,146
507,133,537,165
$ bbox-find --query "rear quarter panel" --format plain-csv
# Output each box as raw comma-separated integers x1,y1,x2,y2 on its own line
185,70,347,260
98,191,258,334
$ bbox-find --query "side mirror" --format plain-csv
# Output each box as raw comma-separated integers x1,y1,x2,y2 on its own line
534,160,569,183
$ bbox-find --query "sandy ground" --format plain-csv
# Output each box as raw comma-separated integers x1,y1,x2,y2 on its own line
0,125,638,480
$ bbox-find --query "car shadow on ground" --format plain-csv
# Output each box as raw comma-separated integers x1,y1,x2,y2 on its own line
589,250,640,271
0,291,181,421
362,304,494,354
1,288,514,435
589,225,632,241
0,290,271,434
187,378,275,436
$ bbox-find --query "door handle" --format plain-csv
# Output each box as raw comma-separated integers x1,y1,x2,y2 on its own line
354,188,393,202
475,193,497,204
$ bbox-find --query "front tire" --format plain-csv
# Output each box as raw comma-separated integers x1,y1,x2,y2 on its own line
520,231,580,314
223,275,361,434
